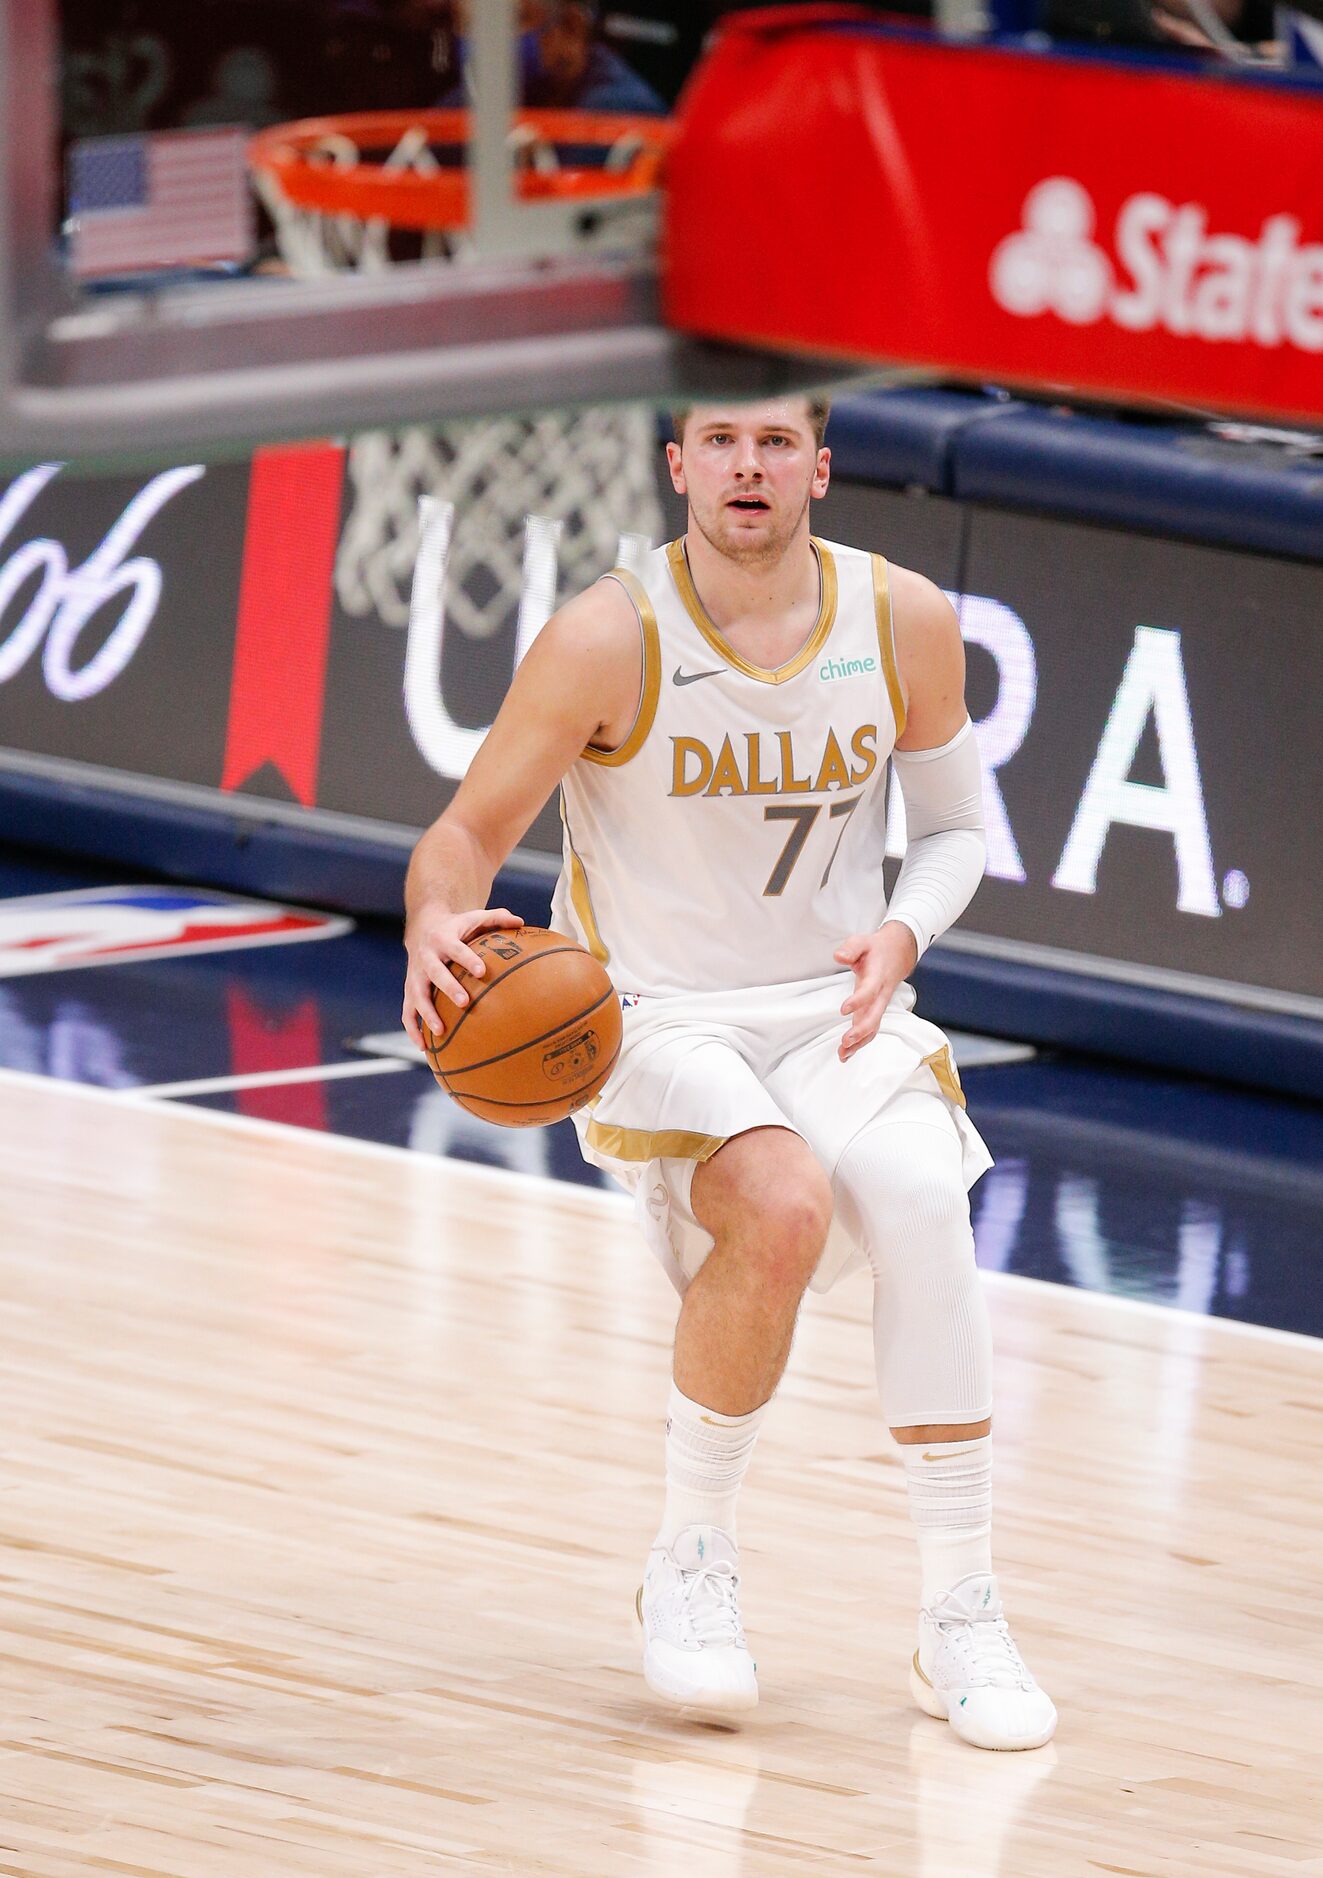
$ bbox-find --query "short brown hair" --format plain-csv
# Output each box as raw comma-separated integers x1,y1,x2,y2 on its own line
671,396,832,450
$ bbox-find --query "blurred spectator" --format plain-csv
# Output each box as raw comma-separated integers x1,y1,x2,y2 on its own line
442,2,668,113
62,0,176,138
62,0,319,138
181,45,284,126
1147,0,1275,51
322,0,458,112
706,1,931,19
1044,0,1276,48
62,0,454,144
595,8,706,105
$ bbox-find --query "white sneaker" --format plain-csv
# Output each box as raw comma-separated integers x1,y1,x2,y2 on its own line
636,1525,758,1715
909,1572,1057,1751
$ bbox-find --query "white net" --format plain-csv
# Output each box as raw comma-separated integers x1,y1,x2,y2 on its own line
253,119,665,633
336,404,663,633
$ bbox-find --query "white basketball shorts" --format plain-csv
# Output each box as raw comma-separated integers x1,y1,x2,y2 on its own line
571,973,993,1296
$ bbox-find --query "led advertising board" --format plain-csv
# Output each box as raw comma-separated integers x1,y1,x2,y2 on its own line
0,451,1318,1009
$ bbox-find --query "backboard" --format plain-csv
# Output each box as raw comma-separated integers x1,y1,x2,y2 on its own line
0,0,856,469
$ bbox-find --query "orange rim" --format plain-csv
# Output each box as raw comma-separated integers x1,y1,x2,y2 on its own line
249,108,671,233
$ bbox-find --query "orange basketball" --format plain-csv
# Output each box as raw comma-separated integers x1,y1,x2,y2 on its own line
422,926,622,1126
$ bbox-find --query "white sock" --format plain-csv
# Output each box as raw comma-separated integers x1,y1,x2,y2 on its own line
899,1434,993,1606
656,1382,766,1549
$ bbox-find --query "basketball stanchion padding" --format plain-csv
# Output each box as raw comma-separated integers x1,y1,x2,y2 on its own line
422,926,622,1126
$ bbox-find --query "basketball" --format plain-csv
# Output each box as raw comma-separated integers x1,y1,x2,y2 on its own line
422,926,622,1126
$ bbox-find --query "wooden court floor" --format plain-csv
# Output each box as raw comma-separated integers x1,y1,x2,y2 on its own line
2,1067,1321,1877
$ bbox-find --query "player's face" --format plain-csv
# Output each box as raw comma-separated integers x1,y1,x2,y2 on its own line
666,401,830,568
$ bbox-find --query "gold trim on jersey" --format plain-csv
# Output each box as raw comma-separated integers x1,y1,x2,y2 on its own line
585,1119,727,1164
870,554,908,739
559,798,609,964
922,1044,966,1111
665,537,839,685
581,568,661,766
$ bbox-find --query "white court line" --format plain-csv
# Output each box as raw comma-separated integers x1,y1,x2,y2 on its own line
350,1028,1039,1070
129,1058,415,1100
351,1031,440,1063
0,1065,1318,1354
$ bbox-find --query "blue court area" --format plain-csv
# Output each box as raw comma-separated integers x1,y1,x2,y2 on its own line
4,842,1321,1341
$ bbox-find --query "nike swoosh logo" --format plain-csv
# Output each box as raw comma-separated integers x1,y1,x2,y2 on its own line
673,668,725,686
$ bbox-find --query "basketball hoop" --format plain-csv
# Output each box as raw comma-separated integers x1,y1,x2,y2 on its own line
250,107,669,246
250,109,671,629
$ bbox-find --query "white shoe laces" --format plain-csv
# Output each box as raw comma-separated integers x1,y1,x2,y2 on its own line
935,1612,1031,1691
680,1561,746,1648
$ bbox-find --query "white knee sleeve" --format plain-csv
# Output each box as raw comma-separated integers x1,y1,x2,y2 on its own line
833,1099,993,1429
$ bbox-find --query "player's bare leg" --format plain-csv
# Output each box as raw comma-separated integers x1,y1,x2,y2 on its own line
679,1125,831,1413
638,1126,829,1714
892,1418,991,1445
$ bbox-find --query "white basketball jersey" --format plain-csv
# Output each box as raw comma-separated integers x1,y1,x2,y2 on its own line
550,536,908,996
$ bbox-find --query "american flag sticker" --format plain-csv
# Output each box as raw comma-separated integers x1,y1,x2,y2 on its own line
67,129,254,279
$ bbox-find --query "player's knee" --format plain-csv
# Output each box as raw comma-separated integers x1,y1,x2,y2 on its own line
836,1120,973,1279
696,1131,832,1294
883,1154,968,1245
757,1170,834,1292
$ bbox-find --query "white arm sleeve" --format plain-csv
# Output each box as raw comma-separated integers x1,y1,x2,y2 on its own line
884,718,987,960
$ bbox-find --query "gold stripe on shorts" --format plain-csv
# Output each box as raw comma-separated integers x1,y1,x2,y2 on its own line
585,1120,727,1164
923,1045,966,1110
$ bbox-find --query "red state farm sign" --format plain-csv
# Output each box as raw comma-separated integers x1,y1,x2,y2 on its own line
991,178,1323,352
663,8,1323,424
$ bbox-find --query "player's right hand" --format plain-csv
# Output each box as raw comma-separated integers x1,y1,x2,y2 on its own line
402,905,524,1048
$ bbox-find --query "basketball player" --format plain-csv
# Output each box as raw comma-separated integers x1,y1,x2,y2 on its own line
402,397,1058,1751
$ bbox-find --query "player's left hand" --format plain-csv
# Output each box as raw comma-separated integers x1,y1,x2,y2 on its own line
834,922,920,1062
